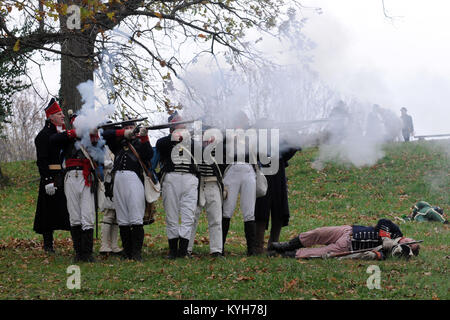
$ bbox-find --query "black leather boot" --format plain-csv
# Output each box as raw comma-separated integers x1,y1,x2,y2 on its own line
81,229,95,262
119,226,133,259
70,226,82,262
178,237,190,258
244,221,259,256
221,218,231,256
281,251,297,258
268,219,282,250
167,238,178,259
43,231,55,253
269,235,303,253
130,225,144,261
254,221,266,255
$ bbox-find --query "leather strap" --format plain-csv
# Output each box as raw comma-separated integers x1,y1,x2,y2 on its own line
127,142,152,177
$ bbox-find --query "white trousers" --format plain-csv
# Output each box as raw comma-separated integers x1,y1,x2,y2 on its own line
188,179,223,254
162,172,198,240
100,209,121,253
113,170,145,226
222,164,256,222
64,170,95,230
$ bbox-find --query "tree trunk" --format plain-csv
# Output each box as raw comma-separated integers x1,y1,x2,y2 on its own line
59,1,97,124
0,164,8,186
59,37,95,116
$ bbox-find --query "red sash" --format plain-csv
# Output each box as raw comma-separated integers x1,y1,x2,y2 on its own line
66,158,93,186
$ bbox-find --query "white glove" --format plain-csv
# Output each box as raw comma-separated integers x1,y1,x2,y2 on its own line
139,127,148,136
45,183,57,196
104,159,113,170
124,129,135,139
382,237,395,251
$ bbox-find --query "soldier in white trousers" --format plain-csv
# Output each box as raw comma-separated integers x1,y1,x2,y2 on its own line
51,113,98,262
157,112,199,259
221,111,259,256
99,146,122,256
188,151,224,257
161,172,198,252
102,120,153,261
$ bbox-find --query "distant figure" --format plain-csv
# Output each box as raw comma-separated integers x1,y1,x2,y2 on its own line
402,201,448,224
400,107,414,142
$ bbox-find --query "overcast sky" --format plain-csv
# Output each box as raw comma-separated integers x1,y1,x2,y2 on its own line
33,0,449,136
299,0,450,135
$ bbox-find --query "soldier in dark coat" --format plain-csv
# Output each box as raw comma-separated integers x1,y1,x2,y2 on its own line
269,218,420,260
400,107,414,142
102,120,153,261
33,98,71,252
254,127,299,254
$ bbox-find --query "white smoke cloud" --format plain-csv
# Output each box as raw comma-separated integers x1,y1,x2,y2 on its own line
72,80,115,163
169,16,400,170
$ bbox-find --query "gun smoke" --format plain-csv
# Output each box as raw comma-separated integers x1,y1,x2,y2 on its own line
169,40,404,170
72,80,115,163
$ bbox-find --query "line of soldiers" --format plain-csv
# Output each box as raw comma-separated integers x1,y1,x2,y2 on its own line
34,101,298,262
154,111,300,259
34,99,421,263
34,99,152,262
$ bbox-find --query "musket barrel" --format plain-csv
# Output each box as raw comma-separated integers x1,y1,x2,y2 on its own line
97,117,148,129
144,119,197,130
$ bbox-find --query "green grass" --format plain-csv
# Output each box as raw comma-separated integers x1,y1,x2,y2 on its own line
0,140,449,300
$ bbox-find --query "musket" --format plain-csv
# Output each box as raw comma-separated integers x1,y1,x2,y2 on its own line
307,240,424,259
97,117,148,130
131,119,197,134
144,119,197,130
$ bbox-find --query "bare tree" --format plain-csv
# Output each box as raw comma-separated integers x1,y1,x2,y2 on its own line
0,88,45,162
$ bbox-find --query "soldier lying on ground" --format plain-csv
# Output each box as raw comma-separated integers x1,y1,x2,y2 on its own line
402,201,448,224
269,218,420,260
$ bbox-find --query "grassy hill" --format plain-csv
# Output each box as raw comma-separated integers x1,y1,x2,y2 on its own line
0,140,449,300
